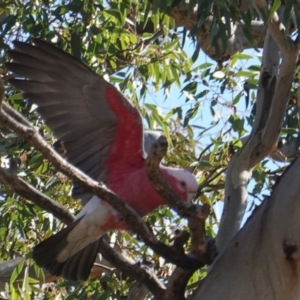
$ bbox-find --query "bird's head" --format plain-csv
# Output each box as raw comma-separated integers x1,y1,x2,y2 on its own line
161,166,198,202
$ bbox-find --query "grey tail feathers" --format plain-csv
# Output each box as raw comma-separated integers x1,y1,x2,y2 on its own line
32,218,102,281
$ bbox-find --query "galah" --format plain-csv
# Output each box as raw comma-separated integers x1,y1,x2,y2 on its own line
6,39,198,281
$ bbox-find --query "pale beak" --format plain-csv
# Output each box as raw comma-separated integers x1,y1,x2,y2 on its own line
187,192,196,202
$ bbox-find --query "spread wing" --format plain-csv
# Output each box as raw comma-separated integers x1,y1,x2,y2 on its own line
6,39,145,199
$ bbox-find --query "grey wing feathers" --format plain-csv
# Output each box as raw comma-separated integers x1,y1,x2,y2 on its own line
6,39,119,196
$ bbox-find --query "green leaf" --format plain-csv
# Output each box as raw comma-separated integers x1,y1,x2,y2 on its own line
283,1,292,28
22,265,30,299
10,260,25,285
184,105,199,126
163,38,179,51
235,70,258,78
231,53,253,60
196,89,209,99
181,82,198,93
267,0,281,23
196,62,213,70
103,9,124,24
232,91,243,105
229,115,245,136
71,32,82,59
191,160,212,169
1,14,17,36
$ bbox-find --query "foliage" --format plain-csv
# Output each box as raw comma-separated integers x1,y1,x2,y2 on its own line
0,0,299,299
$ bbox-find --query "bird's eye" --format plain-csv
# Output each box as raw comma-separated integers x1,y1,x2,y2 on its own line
179,181,186,188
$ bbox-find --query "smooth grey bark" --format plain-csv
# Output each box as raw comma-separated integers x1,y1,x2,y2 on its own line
194,2,300,298
215,2,300,259
192,154,300,300
215,28,280,257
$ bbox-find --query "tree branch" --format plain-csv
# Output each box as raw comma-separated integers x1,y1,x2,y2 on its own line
146,136,213,262
0,166,74,224
0,84,171,297
146,137,216,299
216,4,300,258
0,158,164,296
98,238,166,296
0,102,211,270
0,166,165,297
0,78,216,299
252,1,296,57
192,155,300,299
168,5,265,62
127,281,149,300
164,268,194,300
0,240,165,297
146,136,210,220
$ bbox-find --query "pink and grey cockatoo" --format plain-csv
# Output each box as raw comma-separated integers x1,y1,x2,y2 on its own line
6,40,198,281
